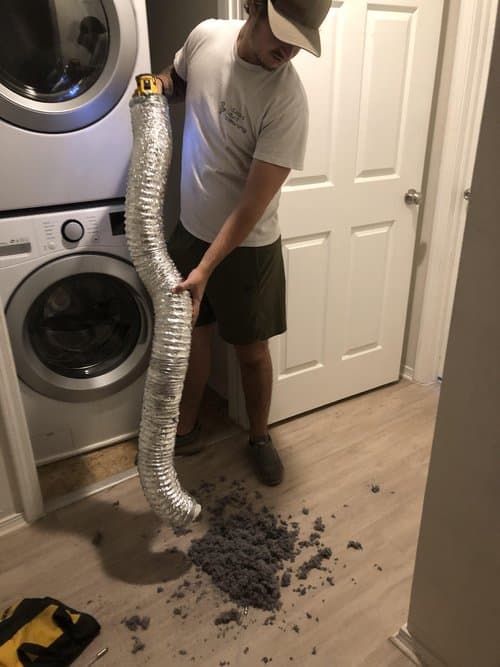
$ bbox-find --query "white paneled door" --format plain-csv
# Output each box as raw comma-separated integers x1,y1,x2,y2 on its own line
228,0,444,424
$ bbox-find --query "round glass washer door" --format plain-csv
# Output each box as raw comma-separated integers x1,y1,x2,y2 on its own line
6,254,152,402
0,0,138,132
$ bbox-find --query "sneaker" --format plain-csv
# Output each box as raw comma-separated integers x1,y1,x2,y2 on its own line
134,423,203,465
247,434,284,486
174,422,204,456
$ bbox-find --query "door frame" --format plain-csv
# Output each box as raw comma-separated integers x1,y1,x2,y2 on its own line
413,0,498,383
1,0,497,525
217,0,243,20
0,303,43,526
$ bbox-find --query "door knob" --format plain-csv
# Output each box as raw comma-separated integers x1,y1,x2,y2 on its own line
464,188,472,201
405,188,422,206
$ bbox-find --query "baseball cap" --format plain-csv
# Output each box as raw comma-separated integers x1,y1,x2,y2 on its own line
267,0,331,57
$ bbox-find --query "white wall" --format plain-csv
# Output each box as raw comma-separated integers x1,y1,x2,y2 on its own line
404,11,500,664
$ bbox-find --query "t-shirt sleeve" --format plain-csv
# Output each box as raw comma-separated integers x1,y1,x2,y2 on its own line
173,40,188,80
253,84,309,171
173,19,215,81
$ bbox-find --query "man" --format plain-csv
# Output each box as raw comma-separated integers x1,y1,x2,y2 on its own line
76,16,107,72
155,0,330,485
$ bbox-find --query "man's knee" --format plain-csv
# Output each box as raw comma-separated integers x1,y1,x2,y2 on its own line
234,339,269,368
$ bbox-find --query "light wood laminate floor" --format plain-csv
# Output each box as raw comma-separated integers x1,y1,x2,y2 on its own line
37,387,239,504
0,379,440,667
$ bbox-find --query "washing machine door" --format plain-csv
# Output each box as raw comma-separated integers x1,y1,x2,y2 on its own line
6,253,153,402
0,0,138,132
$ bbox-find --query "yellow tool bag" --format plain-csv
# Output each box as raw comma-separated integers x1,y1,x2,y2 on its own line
0,598,100,666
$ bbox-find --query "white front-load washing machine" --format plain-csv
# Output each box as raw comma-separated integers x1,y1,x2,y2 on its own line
0,0,151,212
0,203,153,465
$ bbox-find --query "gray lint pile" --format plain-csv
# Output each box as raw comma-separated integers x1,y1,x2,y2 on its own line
119,477,385,660
184,477,333,624
188,479,302,611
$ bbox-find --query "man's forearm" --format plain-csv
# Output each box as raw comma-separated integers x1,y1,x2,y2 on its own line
156,65,186,104
198,208,260,277
197,159,291,278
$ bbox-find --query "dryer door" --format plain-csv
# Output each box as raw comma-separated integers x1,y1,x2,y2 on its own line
6,253,153,402
0,0,138,132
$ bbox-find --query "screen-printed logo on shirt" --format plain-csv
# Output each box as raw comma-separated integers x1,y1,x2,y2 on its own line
219,102,247,134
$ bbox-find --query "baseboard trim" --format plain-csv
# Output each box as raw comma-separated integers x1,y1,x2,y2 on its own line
42,429,243,515
401,365,415,381
43,467,139,514
391,625,446,667
0,513,27,536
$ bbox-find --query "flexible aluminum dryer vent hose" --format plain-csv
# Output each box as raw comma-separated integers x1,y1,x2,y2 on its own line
125,74,201,527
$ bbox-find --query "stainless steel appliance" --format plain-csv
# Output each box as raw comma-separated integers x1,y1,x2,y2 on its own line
0,203,153,464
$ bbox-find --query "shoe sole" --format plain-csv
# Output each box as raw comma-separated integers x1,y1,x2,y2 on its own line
247,445,284,486
174,443,205,456
260,477,283,487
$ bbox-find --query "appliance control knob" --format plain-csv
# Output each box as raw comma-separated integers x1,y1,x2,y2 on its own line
61,219,84,243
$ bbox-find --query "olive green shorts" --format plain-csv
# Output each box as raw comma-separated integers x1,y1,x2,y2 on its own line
167,222,287,345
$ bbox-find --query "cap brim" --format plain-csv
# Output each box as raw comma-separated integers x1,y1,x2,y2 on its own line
267,0,322,57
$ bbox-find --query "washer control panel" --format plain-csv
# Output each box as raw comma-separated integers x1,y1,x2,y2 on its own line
61,219,85,243
40,212,101,252
0,204,128,266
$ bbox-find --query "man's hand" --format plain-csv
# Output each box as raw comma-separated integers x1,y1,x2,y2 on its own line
170,161,290,325
155,66,187,103
155,74,170,96
172,266,210,325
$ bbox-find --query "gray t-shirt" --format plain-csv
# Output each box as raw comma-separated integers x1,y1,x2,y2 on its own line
174,19,308,247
